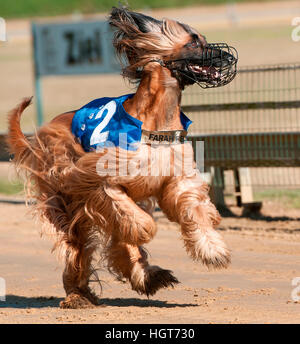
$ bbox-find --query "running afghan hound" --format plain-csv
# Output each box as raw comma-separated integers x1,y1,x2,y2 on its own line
7,6,237,308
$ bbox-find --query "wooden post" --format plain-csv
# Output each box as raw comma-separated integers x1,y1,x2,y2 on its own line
239,167,254,203
210,166,226,209
233,168,242,207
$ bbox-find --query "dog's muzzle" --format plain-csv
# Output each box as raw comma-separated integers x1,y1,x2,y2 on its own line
166,43,238,88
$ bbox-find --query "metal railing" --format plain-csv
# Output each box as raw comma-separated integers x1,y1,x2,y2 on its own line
182,63,300,135
183,62,300,204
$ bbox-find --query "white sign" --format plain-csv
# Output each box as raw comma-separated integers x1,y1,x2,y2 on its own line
32,20,120,76
292,17,300,42
0,277,5,301
291,277,300,302
0,17,6,41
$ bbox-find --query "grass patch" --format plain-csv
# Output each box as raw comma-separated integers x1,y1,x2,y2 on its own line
254,189,300,209
0,178,24,195
0,0,276,19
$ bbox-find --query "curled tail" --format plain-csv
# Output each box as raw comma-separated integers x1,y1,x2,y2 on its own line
7,97,33,162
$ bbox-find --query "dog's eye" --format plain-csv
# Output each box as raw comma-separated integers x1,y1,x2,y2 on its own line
185,41,199,48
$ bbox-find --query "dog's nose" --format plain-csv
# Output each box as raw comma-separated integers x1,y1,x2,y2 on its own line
203,44,237,69
213,51,236,69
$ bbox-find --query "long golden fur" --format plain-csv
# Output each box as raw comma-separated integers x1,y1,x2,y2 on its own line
7,7,231,308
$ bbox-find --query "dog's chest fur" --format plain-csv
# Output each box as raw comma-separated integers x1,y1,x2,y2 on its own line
102,142,197,201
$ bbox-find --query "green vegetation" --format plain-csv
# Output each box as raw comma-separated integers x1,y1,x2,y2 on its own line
0,178,23,195
254,189,300,209
0,0,274,19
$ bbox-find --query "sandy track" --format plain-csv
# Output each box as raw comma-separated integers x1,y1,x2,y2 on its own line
0,202,299,324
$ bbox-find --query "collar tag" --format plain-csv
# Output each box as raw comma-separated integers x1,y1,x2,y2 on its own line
141,129,187,145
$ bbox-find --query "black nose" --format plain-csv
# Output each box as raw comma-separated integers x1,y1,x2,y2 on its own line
211,50,233,67
202,44,237,68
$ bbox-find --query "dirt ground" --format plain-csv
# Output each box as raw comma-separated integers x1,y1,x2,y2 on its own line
0,199,299,324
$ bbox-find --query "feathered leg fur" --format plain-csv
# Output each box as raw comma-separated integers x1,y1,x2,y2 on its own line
105,238,179,296
158,176,231,269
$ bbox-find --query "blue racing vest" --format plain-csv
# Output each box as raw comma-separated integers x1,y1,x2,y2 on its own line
71,94,192,152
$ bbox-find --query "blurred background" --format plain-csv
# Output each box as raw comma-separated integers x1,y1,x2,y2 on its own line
0,0,299,216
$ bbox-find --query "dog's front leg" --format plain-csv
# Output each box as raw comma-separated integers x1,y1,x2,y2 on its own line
105,238,179,296
103,184,157,245
158,176,231,269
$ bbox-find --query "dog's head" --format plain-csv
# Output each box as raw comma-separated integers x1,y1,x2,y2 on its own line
109,6,238,89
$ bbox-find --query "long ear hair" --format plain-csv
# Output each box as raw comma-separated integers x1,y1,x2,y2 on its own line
109,6,191,82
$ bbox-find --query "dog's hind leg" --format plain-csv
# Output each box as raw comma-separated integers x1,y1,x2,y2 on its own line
39,199,99,309
158,177,231,269
105,238,179,296
57,229,100,309
52,223,99,308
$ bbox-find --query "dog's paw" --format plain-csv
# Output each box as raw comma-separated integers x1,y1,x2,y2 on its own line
183,228,231,269
80,287,100,306
130,264,179,297
59,293,97,309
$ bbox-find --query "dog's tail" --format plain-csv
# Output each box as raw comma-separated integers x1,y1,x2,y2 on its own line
7,97,33,161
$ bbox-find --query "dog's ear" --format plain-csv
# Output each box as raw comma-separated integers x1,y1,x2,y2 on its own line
109,6,162,34
126,10,162,33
